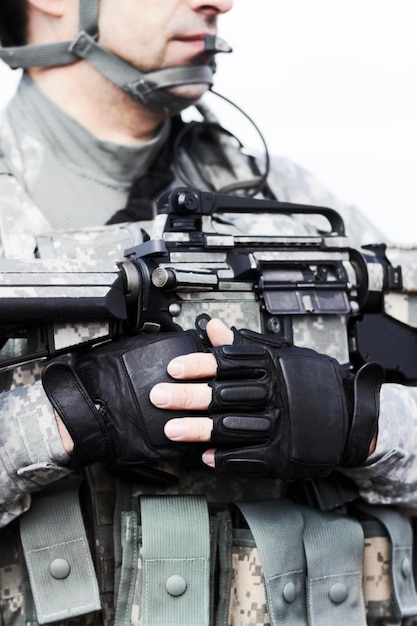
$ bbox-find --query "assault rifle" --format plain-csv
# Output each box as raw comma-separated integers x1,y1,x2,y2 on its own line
1,187,416,382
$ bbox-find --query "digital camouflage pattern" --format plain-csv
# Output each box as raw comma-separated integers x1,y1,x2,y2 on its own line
228,543,269,626
362,520,394,623
1,78,417,626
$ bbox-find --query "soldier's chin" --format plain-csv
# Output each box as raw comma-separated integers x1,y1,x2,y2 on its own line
167,82,210,102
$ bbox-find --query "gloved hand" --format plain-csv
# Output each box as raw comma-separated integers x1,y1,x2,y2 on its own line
206,328,384,480
42,331,206,472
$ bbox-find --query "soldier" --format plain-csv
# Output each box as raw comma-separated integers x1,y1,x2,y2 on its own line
1,1,417,625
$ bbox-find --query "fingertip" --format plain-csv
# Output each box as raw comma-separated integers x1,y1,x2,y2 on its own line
164,419,185,440
206,318,234,346
202,449,216,468
149,384,170,407
167,359,185,378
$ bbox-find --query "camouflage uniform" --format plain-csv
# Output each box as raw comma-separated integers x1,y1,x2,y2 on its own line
1,75,417,626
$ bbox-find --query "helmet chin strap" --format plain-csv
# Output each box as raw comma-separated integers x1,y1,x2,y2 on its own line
0,0,232,115
68,31,232,115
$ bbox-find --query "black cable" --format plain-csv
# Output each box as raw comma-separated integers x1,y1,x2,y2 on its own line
210,89,271,196
172,90,271,197
172,121,240,191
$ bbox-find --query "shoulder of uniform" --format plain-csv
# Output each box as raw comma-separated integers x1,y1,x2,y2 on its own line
0,155,10,175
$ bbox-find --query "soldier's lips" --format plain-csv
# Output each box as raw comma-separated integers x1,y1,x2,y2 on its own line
170,34,214,59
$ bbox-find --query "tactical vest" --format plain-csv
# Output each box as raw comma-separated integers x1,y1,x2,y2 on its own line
1,137,417,626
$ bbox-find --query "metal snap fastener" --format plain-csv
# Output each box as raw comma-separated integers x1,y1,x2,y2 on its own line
329,582,348,604
166,575,187,597
402,557,411,578
49,558,71,579
283,581,297,603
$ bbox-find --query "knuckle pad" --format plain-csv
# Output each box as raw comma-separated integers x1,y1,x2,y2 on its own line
214,383,268,406
222,415,271,433
216,450,270,476
212,344,269,380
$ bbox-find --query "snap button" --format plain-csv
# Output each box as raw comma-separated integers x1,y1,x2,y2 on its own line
401,557,411,578
329,582,348,604
282,581,297,603
166,575,187,597
49,558,71,579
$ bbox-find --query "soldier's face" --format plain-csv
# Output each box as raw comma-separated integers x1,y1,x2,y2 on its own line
95,0,234,101
96,0,232,99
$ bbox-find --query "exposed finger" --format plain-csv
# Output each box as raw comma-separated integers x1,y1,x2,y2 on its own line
206,318,234,346
202,449,216,468
164,417,213,442
150,382,211,410
167,352,217,379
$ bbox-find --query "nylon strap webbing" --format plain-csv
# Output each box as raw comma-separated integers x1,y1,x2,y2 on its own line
19,483,101,624
78,0,99,33
301,505,367,626
357,503,417,619
69,32,212,97
0,0,98,69
237,499,308,626
114,511,138,626
140,495,210,626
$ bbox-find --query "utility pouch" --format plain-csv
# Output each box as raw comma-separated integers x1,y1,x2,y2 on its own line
19,482,101,625
114,495,212,626
299,504,366,625
111,492,417,626
222,500,366,626
234,500,307,626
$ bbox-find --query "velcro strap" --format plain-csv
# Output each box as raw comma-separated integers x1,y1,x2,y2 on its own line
237,500,308,626
342,362,384,466
42,361,111,465
140,495,210,626
280,352,347,466
20,483,101,624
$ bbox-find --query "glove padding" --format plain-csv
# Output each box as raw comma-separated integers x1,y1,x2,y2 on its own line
42,331,205,471
209,328,384,480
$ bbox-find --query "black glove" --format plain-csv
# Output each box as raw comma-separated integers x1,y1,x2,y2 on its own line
42,331,206,472
208,328,384,481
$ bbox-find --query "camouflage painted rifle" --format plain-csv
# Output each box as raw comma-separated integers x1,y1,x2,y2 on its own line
0,186,416,381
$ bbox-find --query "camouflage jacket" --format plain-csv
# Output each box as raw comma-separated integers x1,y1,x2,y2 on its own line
1,77,417,626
